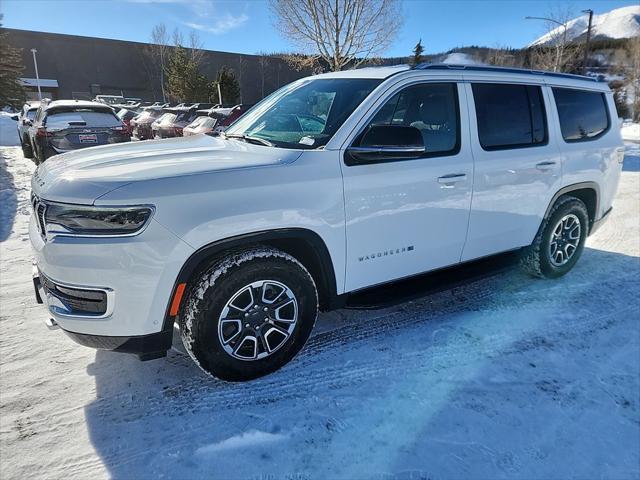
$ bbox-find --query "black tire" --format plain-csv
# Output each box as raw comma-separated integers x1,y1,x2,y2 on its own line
179,246,318,381
521,196,589,278
21,137,34,159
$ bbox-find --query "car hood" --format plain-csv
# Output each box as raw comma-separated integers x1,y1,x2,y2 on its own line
32,134,302,204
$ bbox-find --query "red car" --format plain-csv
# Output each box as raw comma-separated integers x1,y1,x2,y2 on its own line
213,104,254,133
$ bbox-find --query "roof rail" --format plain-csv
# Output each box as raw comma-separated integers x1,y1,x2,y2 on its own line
413,63,600,82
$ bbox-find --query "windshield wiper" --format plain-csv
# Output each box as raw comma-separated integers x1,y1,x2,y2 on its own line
223,133,274,147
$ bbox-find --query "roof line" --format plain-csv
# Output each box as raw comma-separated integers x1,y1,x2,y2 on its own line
413,63,601,82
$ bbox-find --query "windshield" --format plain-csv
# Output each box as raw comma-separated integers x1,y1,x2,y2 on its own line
225,78,381,149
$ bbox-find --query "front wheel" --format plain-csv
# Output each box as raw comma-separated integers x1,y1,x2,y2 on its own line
521,196,589,278
179,246,318,381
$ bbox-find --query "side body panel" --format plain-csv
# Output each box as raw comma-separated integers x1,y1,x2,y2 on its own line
550,88,623,220
96,149,347,295
461,81,564,261
339,80,474,291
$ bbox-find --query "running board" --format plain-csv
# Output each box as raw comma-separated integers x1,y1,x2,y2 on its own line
345,251,521,310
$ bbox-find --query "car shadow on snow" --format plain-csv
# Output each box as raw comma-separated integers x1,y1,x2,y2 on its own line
83,246,640,479
0,151,18,242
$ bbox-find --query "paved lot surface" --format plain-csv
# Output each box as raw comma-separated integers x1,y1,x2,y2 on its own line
1,144,639,479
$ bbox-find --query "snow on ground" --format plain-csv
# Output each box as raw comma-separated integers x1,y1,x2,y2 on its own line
0,113,20,147
0,145,639,479
621,121,640,143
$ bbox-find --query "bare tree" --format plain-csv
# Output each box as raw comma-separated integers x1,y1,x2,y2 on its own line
528,7,581,73
257,51,270,98
486,44,518,67
280,53,323,74
188,30,204,66
270,0,403,72
236,55,246,103
626,36,640,121
172,28,184,48
149,23,170,102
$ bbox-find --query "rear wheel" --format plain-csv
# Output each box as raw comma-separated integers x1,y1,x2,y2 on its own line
179,246,318,381
21,136,33,159
521,196,589,278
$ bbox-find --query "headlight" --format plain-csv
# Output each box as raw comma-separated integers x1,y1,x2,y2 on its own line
44,204,154,236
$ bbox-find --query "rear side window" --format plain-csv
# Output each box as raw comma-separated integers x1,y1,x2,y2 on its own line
45,109,121,129
472,83,547,150
552,88,610,142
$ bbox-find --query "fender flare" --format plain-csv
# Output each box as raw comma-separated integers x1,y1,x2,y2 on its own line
543,181,600,225
161,228,339,330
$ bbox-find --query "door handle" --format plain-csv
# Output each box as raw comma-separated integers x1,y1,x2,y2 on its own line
536,161,557,171
437,173,467,187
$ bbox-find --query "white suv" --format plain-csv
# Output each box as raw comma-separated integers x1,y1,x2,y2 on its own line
30,65,624,380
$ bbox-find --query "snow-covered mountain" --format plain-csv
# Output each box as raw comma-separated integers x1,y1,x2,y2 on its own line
530,5,640,46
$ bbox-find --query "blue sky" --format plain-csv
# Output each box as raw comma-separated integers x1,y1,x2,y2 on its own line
2,0,638,56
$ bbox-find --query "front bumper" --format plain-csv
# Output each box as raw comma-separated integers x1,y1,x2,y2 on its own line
29,211,194,339
32,268,172,359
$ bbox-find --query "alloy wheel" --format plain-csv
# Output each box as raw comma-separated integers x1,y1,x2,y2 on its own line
217,280,298,361
549,213,581,267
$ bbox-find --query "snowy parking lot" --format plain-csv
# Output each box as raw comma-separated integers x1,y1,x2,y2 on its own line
0,144,639,479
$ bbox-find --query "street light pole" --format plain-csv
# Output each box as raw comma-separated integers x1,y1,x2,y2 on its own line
582,9,594,74
30,48,42,101
525,16,568,72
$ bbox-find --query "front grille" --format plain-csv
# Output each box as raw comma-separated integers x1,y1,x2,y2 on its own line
40,272,108,316
31,193,47,237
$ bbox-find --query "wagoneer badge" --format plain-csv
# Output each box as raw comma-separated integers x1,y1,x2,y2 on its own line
359,246,414,262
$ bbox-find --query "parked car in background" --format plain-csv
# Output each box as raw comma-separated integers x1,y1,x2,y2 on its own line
116,108,139,135
214,104,254,133
151,112,178,138
162,104,217,137
17,101,40,158
27,99,130,163
131,108,164,140
94,95,125,106
183,115,218,136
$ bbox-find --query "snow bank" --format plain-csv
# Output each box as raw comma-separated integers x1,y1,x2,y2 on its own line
621,122,640,143
0,113,20,147
441,52,480,65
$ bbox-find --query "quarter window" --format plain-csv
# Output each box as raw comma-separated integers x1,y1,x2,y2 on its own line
472,83,547,150
364,82,460,156
552,87,609,142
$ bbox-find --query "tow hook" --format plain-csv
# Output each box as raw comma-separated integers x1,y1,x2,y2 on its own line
44,318,59,330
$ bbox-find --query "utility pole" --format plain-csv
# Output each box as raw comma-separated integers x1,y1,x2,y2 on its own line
582,9,594,74
30,48,42,100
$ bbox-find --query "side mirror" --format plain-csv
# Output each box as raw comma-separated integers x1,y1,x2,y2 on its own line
345,125,425,165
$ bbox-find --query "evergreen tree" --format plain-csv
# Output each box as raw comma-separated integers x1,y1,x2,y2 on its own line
0,16,26,108
165,45,209,102
411,39,425,66
211,66,240,105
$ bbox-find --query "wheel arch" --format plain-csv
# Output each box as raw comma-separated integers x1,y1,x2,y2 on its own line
162,228,340,330
544,182,599,234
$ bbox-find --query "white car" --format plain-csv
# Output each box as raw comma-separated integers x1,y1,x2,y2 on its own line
30,64,624,381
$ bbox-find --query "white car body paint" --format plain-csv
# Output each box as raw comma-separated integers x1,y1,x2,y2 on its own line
30,65,623,341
